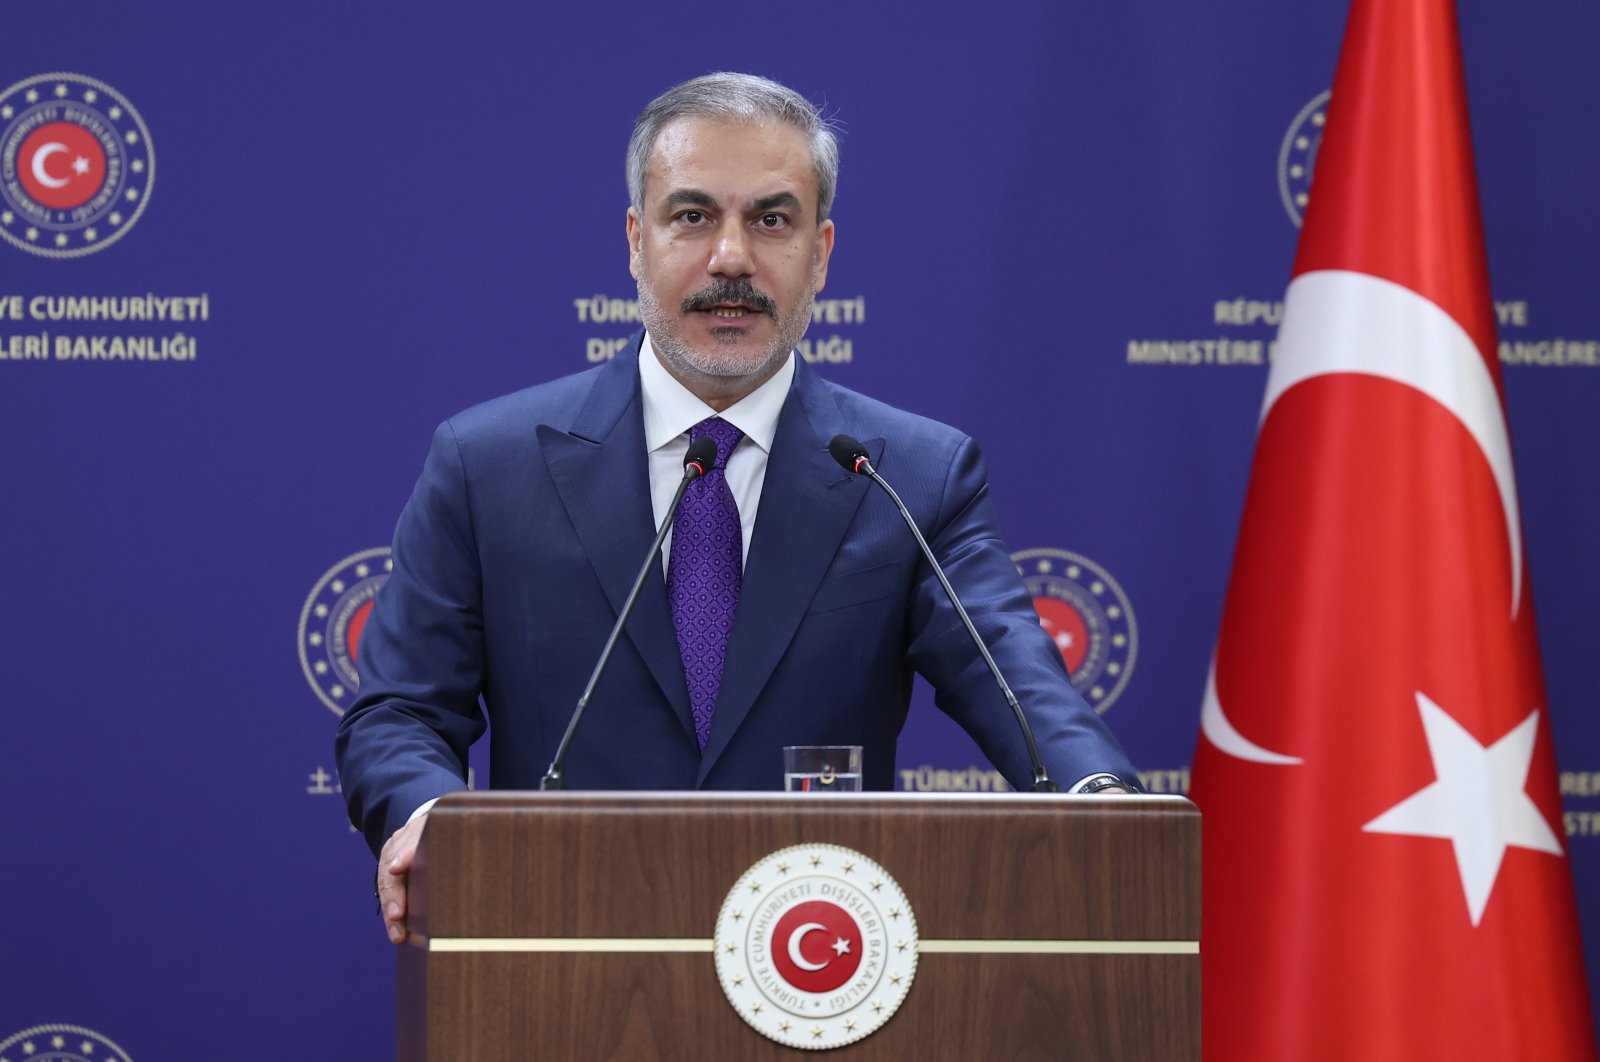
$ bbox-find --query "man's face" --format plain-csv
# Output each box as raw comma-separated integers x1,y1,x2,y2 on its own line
628,116,835,403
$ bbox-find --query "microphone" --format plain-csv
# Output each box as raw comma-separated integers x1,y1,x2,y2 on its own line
828,434,1059,793
540,435,719,790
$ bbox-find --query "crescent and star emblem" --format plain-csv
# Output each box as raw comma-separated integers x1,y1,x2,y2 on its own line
716,844,918,1048
786,923,848,971
0,73,156,258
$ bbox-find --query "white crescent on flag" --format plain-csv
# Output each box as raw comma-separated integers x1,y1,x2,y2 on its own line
1202,268,1522,765
1200,657,1303,764
1264,269,1521,616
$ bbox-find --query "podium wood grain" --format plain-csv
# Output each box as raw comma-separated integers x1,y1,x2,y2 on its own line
397,792,1198,1061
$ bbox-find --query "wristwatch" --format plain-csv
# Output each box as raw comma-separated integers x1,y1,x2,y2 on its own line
1077,774,1137,795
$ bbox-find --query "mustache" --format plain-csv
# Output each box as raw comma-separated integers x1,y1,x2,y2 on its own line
680,279,777,319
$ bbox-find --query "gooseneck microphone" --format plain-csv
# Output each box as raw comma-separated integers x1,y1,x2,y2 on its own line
540,436,719,790
828,434,1059,793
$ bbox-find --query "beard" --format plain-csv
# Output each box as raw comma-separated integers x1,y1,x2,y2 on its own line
636,271,815,383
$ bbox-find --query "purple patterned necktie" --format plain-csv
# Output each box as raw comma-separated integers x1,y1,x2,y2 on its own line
667,417,745,751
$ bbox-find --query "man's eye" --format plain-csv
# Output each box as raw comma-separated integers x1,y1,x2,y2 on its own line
679,210,706,224
758,213,788,230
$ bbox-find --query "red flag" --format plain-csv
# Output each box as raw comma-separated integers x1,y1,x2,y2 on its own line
1188,1,1598,1058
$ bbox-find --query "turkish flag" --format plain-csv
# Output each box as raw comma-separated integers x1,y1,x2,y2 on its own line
1188,1,1598,1058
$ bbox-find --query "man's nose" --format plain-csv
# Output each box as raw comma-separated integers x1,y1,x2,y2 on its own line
707,222,753,277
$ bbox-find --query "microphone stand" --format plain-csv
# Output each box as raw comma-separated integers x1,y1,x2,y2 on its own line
540,440,714,790
831,436,1058,792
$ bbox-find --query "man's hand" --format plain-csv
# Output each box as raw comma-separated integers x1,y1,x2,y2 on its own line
378,814,428,944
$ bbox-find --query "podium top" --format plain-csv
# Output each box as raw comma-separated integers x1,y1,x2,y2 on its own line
411,791,1198,944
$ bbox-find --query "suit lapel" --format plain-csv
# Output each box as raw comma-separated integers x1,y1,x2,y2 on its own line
541,340,694,740
698,359,882,782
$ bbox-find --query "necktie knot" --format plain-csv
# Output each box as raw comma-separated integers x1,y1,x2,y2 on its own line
690,417,744,470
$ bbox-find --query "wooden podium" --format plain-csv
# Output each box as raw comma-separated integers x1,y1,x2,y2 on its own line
398,791,1199,1060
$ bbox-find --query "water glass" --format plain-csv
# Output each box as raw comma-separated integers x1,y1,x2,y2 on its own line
783,745,863,792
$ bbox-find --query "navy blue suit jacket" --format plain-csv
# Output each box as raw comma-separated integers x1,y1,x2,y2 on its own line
336,336,1135,854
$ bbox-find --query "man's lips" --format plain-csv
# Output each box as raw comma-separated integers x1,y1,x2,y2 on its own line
698,304,761,320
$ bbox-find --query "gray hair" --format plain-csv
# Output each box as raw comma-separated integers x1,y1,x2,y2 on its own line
627,72,840,224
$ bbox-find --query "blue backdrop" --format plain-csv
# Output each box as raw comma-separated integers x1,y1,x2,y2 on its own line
3,2,1596,1056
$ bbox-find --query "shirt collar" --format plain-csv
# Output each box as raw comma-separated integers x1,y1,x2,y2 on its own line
639,333,795,454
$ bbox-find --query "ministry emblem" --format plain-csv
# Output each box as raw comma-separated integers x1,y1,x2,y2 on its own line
1278,90,1331,228
0,72,154,258
0,1024,134,1062
1013,547,1137,714
298,547,392,716
715,844,918,1049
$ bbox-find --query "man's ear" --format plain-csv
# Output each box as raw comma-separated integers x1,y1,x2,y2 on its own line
812,218,836,295
626,207,643,280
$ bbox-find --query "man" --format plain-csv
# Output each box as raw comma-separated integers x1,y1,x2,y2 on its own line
336,73,1139,946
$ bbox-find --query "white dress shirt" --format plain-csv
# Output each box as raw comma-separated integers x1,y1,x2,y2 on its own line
639,333,794,569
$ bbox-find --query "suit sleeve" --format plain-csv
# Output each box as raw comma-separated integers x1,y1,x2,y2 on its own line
335,421,486,855
904,435,1138,791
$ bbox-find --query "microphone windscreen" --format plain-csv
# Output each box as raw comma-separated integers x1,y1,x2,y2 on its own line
684,436,719,475
828,434,869,473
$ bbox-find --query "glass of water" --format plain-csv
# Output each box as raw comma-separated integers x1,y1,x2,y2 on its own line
783,745,863,792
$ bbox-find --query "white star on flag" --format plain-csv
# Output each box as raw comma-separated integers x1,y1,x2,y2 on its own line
831,936,850,956
73,156,90,175
1363,691,1563,926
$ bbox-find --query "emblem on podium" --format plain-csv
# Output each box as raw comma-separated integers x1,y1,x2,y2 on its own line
714,844,918,1049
